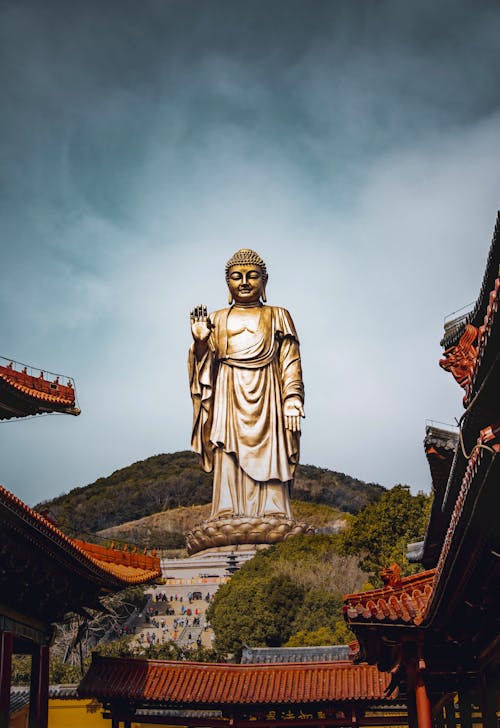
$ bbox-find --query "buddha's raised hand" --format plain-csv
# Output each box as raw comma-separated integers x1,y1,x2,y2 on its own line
190,304,212,344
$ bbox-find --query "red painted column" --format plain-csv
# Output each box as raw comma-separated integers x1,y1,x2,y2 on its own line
0,631,13,728
28,644,49,728
38,645,49,728
415,667,432,728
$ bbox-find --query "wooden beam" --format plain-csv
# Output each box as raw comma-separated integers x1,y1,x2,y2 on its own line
100,714,409,727
0,606,49,646
0,402,26,417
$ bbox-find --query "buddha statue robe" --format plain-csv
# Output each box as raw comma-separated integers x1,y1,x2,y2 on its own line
188,305,304,520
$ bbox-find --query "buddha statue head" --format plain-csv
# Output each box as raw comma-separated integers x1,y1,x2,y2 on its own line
225,248,268,305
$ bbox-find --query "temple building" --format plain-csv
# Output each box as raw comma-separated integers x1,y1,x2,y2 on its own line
79,652,406,728
0,355,162,727
0,356,80,420
0,485,162,728
344,212,500,727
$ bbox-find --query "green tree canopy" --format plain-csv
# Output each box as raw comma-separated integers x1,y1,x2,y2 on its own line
207,534,365,657
208,574,305,656
339,484,431,584
285,620,353,647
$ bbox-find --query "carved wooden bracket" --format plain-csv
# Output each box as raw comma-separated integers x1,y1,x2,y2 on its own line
439,324,478,389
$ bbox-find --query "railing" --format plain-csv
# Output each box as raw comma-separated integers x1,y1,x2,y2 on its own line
156,576,229,586
0,354,75,389
425,419,458,432
443,302,474,335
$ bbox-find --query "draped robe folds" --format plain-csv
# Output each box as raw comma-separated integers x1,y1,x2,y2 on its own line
188,305,304,520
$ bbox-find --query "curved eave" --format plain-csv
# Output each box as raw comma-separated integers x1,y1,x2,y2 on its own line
0,485,162,590
343,570,436,629
79,655,395,704
424,447,500,629
0,372,79,420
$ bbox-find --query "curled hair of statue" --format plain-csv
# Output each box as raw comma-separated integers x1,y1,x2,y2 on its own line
225,248,268,282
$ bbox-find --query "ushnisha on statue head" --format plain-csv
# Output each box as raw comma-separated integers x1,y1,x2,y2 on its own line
225,248,268,305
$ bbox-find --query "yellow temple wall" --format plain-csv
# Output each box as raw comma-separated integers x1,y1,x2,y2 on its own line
9,699,184,728
48,698,107,727
49,699,183,727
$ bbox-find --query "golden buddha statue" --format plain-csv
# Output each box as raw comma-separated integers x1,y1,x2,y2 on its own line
186,249,313,554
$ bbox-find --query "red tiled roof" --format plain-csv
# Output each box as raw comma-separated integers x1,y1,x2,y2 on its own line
0,484,162,586
0,362,76,406
72,539,162,583
0,358,80,419
79,656,395,704
427,432,500,614
343,568,435,627
424,425,458,501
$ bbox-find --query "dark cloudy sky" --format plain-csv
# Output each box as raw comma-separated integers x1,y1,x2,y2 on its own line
1,0,499,506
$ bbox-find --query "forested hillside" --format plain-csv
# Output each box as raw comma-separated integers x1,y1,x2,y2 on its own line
36,452,211,536
35,451,384,537
208,486,432,656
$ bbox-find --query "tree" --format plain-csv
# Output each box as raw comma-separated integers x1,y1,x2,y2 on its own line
207,534,367,656
285,621,354,647
290,590,343,633
140,642,222,662
207,574,304,657
339,485,431,584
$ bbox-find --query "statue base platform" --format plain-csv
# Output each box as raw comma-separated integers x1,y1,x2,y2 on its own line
185,515,315,556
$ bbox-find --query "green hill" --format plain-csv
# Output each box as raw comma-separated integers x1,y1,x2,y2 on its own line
35,451,384,538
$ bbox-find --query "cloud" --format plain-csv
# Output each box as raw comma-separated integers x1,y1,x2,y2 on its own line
0,0,499,504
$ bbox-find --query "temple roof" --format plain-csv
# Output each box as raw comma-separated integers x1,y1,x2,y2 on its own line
1,484,161,587
241,646,351,664
424,432,500,634
343,569,439,672
0,484,161,631
78,655,394,704
71,538,163,584
441,210,500,351
10,685,80,714
421,424,459,568
424,424,458,498
344,568,435,629
438,214,500,421
0,356,80,419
